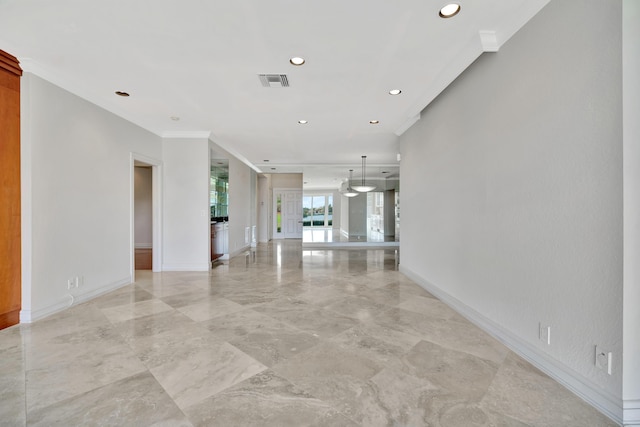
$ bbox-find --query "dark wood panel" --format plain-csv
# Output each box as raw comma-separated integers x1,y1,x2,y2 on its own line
135,248,152,270
0,50,22,330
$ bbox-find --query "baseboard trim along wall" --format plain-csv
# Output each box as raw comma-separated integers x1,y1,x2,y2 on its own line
19,276,131,323
623,399,640,426
399,265,623,426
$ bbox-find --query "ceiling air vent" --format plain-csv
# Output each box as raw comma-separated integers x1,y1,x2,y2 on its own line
258,74,289,88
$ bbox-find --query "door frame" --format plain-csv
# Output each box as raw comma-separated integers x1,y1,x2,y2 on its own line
130,153,163,280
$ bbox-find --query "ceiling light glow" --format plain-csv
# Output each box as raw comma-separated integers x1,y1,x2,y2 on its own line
389,89,402,95
298,120,308,124
439,3,461,18
290,57,305,66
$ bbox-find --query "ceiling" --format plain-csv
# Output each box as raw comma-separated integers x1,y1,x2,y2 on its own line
0,0,548,189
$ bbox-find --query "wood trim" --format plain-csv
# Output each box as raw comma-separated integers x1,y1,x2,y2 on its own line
0,50,22,76
0,49,21,330
0,310,20,330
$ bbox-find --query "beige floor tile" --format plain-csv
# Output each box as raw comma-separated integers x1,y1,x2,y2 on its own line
2,241,617,426
150,342,267,409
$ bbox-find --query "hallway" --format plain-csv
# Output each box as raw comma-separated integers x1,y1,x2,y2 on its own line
0,241,615,426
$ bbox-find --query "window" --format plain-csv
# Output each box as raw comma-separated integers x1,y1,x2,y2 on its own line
303,194,333,227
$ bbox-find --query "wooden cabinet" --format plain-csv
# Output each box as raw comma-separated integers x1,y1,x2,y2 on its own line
0,50,22,330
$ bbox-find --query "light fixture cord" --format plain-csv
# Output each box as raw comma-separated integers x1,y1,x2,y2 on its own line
362,156,366,186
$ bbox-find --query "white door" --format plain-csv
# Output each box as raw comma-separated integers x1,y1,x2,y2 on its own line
284,191,303,238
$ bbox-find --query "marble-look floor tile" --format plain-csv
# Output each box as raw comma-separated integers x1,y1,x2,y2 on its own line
126,323,220,369
24,325,128,370
480,353,618,426
177,297,245,322
99,298,174,324
222,284,307,306
20,303,111,343
396,294,459,319
323,295,388,322
254,303,359,339
373,307,508,365
0,343,26,427
272,341,383,420
137,280,209,298
149,342,267,409
4,241,617,426
90,286,154,309
229,317,321,367
401,340,499,402
27,372,193,427
113,310,196,343
422,397,533,427
160,289,218,309
199,308,280,342
183,370,357,427
25,340,146,412
327,324,419,370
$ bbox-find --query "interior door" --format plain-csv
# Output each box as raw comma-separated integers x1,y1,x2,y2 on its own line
284,191,302,238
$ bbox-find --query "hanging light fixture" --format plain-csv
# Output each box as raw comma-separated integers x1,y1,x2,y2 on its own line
343,169,359,197
352,155,376,192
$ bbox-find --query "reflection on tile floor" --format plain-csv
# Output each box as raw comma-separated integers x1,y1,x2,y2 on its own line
0,241,617,426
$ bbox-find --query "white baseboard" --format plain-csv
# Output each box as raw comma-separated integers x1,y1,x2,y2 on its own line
20,276,131,323
399,265,623,426
162,263,210,271
624,399,640,425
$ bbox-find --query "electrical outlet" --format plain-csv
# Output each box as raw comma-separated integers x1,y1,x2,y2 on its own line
539,323,551,345
595,346,612,375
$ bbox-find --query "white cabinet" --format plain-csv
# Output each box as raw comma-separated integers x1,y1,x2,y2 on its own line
214,222,229,255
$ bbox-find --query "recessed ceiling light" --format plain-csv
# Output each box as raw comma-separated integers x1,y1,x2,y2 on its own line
263,160,270,162
170,116,180,121
115,91,130,97
271,167,276,170
290,57,305,66
369,120,380,124
298,120,308,124
439,3,461,18
382,171,389,174
389,89,402,95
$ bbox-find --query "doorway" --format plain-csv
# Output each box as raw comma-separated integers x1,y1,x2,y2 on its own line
134,164,153,269
131,153,162,280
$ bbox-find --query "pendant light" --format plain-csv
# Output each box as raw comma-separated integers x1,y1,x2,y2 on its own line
352,155,376,192
343,169,359,197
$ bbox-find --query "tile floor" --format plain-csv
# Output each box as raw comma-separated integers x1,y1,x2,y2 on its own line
0,241,617,426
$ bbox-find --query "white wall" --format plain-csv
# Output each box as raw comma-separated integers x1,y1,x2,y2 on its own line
340,195,350,237
162,137,210,271
271,173,302,189
348,194,367,238
21,73,162,321
134,167,152,248
228,155,253,255
399,0,624,420
623,0,640,423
